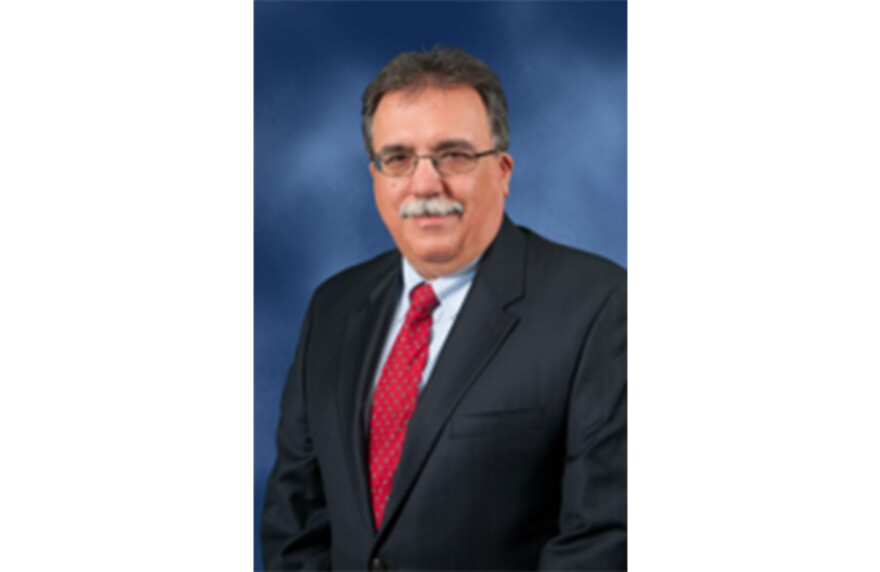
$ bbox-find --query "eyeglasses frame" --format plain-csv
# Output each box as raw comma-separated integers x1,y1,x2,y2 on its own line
373,147,499,178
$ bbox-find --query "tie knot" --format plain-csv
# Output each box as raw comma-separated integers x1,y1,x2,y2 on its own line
409,282,439,317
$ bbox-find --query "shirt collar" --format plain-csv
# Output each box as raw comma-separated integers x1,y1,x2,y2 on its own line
401,254,481,307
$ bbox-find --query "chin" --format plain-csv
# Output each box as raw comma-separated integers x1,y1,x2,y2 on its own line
405,239,460,264
399,232,454,258
413,247,456,265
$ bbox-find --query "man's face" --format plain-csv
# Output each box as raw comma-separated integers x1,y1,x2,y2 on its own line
369,85,514,279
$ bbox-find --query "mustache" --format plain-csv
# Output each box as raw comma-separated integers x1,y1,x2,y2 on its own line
399,197,465,218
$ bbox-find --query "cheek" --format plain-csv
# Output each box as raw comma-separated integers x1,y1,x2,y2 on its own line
461,176,496,209
375,183,403,218
377,180,403,199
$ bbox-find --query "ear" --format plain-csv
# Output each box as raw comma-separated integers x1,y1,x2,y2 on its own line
369,160,378,179
497,152,514,196
498,152,514,176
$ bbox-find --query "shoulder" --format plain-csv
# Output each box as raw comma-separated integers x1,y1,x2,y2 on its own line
308,248,400,316
517,224,626,291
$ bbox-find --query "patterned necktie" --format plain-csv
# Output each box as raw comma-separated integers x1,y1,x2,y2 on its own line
369,282,439,528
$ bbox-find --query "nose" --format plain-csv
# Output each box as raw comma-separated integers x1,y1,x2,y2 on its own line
410,155,444,196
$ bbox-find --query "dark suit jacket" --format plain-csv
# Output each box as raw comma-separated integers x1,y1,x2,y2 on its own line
262,216,627,570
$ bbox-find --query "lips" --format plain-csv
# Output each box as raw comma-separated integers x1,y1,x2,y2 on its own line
410,212,459,228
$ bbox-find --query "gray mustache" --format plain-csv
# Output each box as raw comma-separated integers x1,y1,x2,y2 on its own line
399,197,465,218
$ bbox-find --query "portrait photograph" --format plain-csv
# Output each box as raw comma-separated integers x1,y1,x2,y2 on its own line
254,1,627,569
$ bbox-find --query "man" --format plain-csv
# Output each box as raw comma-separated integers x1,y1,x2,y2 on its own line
262,47,626,570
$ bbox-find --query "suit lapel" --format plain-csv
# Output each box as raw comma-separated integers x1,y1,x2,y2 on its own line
377,217,527,538
336,255,401,532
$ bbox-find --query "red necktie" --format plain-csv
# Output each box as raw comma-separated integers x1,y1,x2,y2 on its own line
369,282,439,528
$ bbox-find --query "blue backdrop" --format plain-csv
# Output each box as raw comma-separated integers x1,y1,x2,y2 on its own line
254,2,626,567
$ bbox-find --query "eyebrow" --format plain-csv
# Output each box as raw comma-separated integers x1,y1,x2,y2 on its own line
432,139,477,152
376,144,413,156
376,139,477,156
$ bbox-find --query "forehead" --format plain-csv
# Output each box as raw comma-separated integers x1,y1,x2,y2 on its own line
371,85,493,149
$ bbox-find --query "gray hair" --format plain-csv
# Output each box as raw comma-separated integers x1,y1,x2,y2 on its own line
361,47,509,158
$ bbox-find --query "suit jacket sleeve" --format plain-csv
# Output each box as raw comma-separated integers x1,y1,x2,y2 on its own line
539,278,627,570
261,299,332,570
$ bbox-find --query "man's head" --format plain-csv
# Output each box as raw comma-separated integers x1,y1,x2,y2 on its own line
362,47,514,279
362,47,510,157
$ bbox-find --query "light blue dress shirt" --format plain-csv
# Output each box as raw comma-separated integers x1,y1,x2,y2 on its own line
368,255,480,402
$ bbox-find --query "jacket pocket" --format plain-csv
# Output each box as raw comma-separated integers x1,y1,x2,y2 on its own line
450,406,544,439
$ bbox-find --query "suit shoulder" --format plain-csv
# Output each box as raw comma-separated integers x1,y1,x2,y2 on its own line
310,249,399,312
518,225,626,286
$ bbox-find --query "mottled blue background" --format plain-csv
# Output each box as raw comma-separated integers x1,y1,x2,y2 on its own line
254,1,626,567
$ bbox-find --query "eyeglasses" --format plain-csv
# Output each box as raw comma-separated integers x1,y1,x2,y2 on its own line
373,148,498,177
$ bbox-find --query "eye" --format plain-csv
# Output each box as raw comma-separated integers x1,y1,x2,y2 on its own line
439,150,473,161
383,153,409,165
